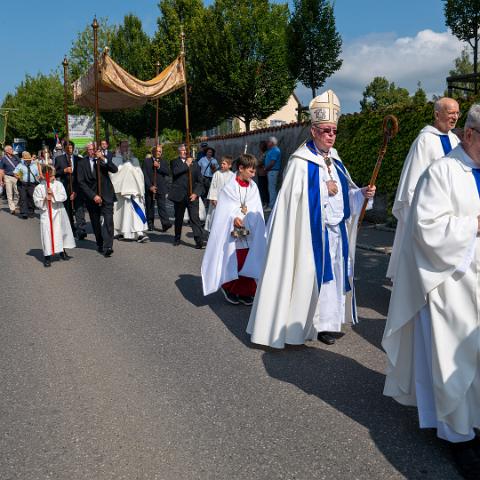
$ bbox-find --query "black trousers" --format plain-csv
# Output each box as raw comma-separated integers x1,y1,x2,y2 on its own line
257,175,269,206
145,191,171,228
85,201,114,249
173,198,203,242
18,182,36,215
64,194,86,236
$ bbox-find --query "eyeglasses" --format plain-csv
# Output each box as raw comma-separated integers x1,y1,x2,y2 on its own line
314,126,338,135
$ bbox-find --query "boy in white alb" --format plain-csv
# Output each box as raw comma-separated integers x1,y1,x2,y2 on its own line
201,154,266,306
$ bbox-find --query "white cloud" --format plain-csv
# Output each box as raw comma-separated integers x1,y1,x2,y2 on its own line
296,29,465,113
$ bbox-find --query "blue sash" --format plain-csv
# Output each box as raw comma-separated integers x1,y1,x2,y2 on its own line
440,135,452,155
306,140,351,292
131,196,147,224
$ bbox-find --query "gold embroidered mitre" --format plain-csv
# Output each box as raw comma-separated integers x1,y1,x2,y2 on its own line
309,90,341,125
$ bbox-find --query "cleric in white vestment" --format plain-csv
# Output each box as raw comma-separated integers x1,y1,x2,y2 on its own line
383,104,480,478
387,97,460,279
110,140,149,243
247,90,375,348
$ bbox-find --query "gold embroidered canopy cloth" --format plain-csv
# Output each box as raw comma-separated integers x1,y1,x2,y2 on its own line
73,53,186,111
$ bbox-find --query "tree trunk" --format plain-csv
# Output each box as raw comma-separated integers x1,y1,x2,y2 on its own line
311,86,316,98
245,116,251,132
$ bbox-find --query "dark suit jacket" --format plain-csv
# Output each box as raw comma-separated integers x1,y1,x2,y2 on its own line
168,157,204,203
76,156,118,204
143,157,170,195
54,154,83,196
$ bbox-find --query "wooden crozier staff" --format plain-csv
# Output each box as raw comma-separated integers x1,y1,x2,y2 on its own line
92,17,102,197
62,56,75,215
358,114,399,227
180,27,193,198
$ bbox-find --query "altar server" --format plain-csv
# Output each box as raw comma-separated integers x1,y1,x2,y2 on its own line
247,90,375,348
33,165,75,267
387,97,460,279
202,154,266,306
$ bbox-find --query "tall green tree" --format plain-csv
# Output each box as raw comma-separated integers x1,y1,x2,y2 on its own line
152,0,213,133
412,81,428,106
287,0,342,98
444,0,480,93
193,0,295,131
103,14,156,144
360,77,411,112
68,18,117,81
1,74,66,149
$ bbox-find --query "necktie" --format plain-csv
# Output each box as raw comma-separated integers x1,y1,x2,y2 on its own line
27,165,31,183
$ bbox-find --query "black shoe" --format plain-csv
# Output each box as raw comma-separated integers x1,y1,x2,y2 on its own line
104,248,114,257
195,241,204,249
21,214,28,219
162,223,173,232
450,440,480,479
221,287,240,305
147,223,154,232
77,232,87,240
59,251,71,261
318,332,336,345
43,256,52,267
238,296,255,306
173,238,180,246
28,213,35,218
97,246,104,253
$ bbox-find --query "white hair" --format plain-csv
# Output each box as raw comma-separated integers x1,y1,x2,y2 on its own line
465,104,480,130
268,136,278,145
178,144,186,151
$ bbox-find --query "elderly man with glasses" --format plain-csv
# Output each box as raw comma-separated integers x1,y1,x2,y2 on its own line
247,89,375,348
388,97,460,280
383,103,480,479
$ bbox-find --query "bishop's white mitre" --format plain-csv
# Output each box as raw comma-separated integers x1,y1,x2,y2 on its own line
309,89,341,125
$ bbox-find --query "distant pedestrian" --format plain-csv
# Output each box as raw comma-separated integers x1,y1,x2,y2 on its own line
256,140,269,208
0,145,20,214
14,151,40,219
264,136,281,210
198,147,219,206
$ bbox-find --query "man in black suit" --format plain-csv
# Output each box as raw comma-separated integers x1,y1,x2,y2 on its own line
143,144,172,232
76,142,118,257
169,144,204,248
54,141,87,239
100,139,114,162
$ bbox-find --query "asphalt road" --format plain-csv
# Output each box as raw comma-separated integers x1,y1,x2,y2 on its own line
0,203,461,480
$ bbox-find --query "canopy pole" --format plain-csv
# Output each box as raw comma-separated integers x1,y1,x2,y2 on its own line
92,17,101,196
155,60,160,146
180,27,193,196
62,56,75,214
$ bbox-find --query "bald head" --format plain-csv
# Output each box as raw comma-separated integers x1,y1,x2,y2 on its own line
434,97,460,133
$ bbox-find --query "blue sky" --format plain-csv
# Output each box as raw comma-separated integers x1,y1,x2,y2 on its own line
0,1,464,113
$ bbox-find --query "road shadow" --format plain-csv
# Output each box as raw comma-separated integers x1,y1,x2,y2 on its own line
262,347,459,479
175,273,255,348
26,248,45,263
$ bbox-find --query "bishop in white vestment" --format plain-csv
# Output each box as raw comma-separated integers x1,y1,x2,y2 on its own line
247,90,375,348
383,104,480,477
387,97,460,279
111,141,149,242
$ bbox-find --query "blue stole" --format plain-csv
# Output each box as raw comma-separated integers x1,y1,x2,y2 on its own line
439,135,452,155
306,140,352,293
131,196,147,224
472,169,480,197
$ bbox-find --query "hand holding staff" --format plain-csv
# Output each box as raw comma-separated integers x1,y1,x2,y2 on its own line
358,114,399,227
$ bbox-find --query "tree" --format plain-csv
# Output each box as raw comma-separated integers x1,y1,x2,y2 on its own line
412,82,428,106
102,14,156,144
360,77,411,112
193,0,295,131
68,18,118,81
287,0,342,98
444,0,480,93
446,46,474,98
1,74,66,150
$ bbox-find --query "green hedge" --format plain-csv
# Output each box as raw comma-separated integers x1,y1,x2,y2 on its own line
335,98,477,210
